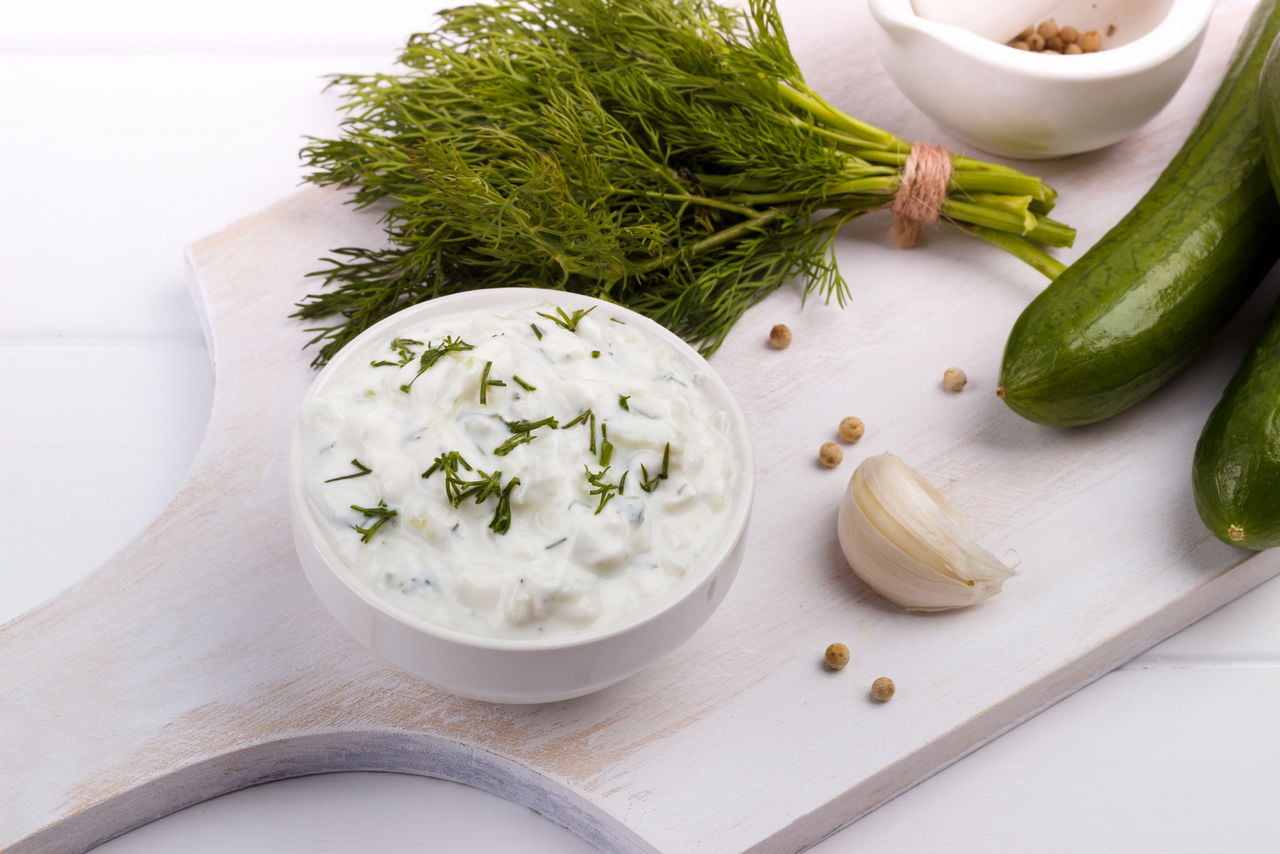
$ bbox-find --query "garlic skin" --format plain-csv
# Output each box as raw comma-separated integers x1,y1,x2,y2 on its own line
837,453,1014,611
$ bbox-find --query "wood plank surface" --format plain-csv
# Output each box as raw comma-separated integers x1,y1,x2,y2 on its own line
3,1,1278,852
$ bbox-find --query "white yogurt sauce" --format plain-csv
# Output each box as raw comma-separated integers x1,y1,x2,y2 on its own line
298,301,741,640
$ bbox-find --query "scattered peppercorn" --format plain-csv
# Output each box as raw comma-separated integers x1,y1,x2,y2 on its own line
1065,43,1083,54
769,324,792,349
1080,29,1103,52
838,416,865,444
1060,25,1079,43
1036,18,1058,40
824,643,850,670
1011,40,1029,50
818,441,843,468
870,677,896,702
943,367,967,392
1026,32,1045,50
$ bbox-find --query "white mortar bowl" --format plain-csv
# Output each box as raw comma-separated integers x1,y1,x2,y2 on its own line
289,289,754,704
867,0,1214,158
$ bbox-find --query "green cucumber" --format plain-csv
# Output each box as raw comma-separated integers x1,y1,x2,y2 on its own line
1193,298,1280,549
997,0,1280,428
1191,33,1280,550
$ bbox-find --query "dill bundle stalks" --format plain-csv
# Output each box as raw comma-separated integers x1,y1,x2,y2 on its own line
298,0,1074,366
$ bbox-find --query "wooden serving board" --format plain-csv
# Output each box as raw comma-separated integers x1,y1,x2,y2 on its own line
4,1,1277,851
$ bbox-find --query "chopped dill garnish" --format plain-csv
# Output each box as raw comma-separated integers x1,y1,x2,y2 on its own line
494,416,559,456
422,450,473,504
504,416,560,432
537,306,595,333
530,323,543,341
325,458,372,482
598,422,614,466
488,477,521,534
351,500,397,543
618,395,630,411
493,431,536,456
585,465,623,514
545,537,567,549
512,375,536,392
371,338,423,368
591,350,601,359
400,336,474,393
609,318,626,325
563,408,598,456
562,409,593,429
479,360,506,405
422,449,519,533
640,442,671,493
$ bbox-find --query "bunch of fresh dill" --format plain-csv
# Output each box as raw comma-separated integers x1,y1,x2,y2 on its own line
297,0,1073,367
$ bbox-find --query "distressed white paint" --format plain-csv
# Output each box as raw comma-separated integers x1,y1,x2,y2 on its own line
2,1,1277,852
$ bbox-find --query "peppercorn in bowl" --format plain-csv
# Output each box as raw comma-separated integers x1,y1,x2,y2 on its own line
867,0,1214,157
289,289,754,703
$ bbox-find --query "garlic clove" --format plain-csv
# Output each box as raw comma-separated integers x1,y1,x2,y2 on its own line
837,453,1014,612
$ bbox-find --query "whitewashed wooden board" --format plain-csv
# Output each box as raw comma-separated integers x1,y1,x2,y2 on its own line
4,1,1278,851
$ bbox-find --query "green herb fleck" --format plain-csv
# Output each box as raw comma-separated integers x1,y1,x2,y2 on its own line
493,432,536,456
400,336,474,393
479,360,506,405
504,416,560,433
512,375,536,392
489,477,520,534
563,408,599,457
598,422,613,466
537,305,596,333
422,450,473,504
325,458,372,483
562,409,593,429
545,537,567,550
351,500,397,543
494,416,559,456
371,338,423,368
585,465,623,514
618,395,630,411
530,323,544,341
423,450,519,533
640,442,671,493
609,318,626,325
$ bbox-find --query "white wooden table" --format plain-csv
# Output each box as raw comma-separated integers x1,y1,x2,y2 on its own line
4,1,1279,851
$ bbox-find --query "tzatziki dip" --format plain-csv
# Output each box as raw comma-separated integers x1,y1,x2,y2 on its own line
297,298,743,640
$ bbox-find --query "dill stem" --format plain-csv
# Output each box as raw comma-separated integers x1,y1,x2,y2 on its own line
941,200,1075,247
634,207,786,274
785,115,882,149
849,149,1052,202
774,81,901,151
723,177,897,205
617,189,761,218
964,227,1066,279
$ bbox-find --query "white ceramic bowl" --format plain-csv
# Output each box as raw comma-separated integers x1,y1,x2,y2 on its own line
867,0,1214,158
288,289,754,704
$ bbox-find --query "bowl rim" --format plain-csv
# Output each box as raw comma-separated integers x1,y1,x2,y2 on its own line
289,287,755,653
868,0,1214,81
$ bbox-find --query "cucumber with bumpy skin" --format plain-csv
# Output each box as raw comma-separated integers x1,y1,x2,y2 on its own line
997,0,1280,428
1191,32,1280,550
